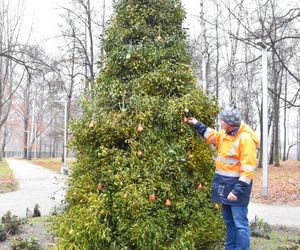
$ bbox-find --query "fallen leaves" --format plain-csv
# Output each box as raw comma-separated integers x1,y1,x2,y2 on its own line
251,160,300,206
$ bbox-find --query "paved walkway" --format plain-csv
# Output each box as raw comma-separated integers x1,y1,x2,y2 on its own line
249,202,300,229
0,159,66,218
1,159,300,229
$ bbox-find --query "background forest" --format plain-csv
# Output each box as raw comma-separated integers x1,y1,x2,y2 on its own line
0,0,299,166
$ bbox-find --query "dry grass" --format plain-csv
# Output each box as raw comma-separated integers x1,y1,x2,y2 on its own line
251,160,300,206
31,158,76,172
0,160,18,193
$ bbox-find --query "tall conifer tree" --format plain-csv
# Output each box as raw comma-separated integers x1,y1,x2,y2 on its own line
55,0,224,248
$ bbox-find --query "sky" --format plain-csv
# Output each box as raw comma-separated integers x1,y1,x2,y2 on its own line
17,0,201,54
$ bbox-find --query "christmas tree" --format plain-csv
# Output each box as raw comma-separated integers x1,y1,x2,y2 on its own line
54,0,224,249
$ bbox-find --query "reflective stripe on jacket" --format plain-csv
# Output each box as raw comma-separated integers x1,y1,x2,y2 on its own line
202,121,260,205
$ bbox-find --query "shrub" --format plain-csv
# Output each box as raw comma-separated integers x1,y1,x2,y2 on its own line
11,237,42,250
54,0,224,248
0,223,6,241
1,211,23,235
250,216,272,239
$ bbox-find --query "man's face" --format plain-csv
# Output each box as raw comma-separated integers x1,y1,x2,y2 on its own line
220,119,232,131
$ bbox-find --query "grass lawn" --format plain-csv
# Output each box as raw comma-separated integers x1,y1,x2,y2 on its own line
0,160,18,193
251,226,300,249
31,158,76,172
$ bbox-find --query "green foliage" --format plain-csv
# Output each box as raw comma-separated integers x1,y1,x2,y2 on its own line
250,227,300,250
11,237,42,250
0,223,6,241
1,211,23,235
250,216,272,239
55,0,224,249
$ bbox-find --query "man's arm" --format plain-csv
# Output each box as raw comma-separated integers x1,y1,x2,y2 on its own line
186,118,208,137
186,118,219,146
231,136,257,198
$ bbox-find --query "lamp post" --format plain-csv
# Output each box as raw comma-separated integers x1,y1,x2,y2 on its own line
257,40,268,196
55,99,69,175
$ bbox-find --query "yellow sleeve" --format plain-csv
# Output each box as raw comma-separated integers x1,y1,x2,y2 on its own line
203,128,224,147
239,135,257,184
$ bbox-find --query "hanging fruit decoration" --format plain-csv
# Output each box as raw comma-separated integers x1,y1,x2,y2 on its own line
149,194,156,201
89,120,96,128
136,123,144,133
123,193,128,199
187,152,193,160
156,35,162,42
137,150,143,157
182,117,188,123
214,203,220,209
97,183,104,191
197,183,203,190
165,199,171,206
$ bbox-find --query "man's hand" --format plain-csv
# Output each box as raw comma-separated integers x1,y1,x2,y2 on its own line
186,117,198,125
227,192,237,201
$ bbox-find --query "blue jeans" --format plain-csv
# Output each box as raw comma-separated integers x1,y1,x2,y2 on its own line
222,204,250,250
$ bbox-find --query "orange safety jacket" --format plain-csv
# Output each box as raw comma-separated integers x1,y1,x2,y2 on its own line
196,121,260,205
205,121,260,185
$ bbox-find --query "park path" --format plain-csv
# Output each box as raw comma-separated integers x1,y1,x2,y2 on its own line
249,202,300,229
0,159,66,217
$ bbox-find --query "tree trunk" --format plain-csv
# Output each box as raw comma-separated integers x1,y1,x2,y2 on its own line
269,125,274,164
28,147,32,160
200,0,206,90
271,46,281,166
282,70,288,161
287,143,296,160
297,107,300,161
23,122,29,159
100,0,106,64
215,3,219,104
38,135,42,158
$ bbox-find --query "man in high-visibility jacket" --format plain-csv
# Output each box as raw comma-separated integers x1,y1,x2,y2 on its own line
187,106,259,250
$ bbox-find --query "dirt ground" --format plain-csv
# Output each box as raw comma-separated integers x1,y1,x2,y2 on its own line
251,160,300,206
0,217,55,250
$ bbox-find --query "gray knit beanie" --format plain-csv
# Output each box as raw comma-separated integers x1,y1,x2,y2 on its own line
219,106,241,127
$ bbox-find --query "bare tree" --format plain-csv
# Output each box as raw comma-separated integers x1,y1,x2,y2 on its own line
194,0,300,166
58,0,107,96
0,0,26,160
